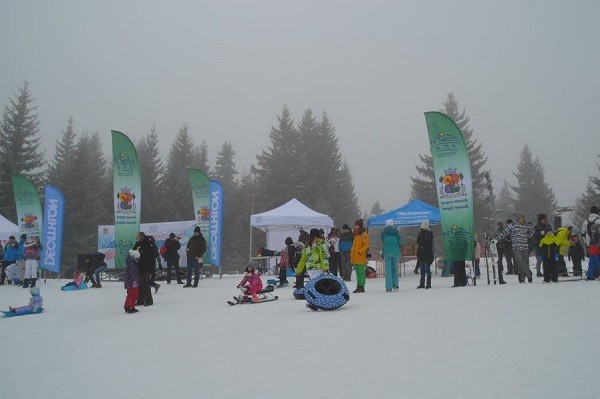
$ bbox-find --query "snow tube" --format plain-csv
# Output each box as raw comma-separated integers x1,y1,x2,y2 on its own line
304,274,349,310
293,287,305,300
2,308,44,317
61,282,89,291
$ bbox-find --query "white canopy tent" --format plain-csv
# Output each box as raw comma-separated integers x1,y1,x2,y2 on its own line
0,213,18,243
249,198,334,255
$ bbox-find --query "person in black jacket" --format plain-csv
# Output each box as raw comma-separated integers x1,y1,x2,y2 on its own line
184,227,206,288
568,234,585,276
416,219,434,289
133,232,155,306
147,236,162,293
164,233,183,284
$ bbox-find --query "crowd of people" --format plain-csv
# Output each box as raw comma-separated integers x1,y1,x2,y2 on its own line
0,234,43,288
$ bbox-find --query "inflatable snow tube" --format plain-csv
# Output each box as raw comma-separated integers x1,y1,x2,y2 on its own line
304,274,349,310
2,307,44,317
61,282,89,291
293,287,305,300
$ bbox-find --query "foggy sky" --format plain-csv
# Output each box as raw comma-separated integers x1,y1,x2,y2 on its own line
1,1,598,215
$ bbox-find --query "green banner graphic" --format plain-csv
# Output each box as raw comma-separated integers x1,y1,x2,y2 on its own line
112,130,141,269
424,112,474,261
188,169,211,264
12,175,43,238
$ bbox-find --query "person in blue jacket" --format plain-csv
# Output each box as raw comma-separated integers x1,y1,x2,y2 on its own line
381,219,401,292
1,236,20,285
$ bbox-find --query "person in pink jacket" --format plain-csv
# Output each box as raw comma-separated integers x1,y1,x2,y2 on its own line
237,263,263,302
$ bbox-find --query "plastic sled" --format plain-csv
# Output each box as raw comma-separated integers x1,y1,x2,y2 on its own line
2,307,44,317
61,282,89,291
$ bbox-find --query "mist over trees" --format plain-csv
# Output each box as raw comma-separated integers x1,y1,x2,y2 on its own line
572,155,600,232
2,82,591,272
0,83,361,272
410,92,491,230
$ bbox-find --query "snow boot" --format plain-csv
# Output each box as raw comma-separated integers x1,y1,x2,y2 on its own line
425,283,431,289
22,279,30,288
417,284,425,289
30,278,37,288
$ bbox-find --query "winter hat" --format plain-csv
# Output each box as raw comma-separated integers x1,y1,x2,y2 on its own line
128,249,141,260
537,213,547,222
169,232,176,238
193,226,201,233
285,237,293,246
24,239,36,247
30,286,40,296
506,219,513,225
421,219,430,230
342,224,350,230
354,219,364,229
385,219,394,227
513,212,525,220
591,206,599,215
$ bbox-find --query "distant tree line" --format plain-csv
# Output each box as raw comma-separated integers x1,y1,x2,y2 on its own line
1,82,595,271
0,82,360,271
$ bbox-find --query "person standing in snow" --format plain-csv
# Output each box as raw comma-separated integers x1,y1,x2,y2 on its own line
585,224,600,280
184,227,206,288
22,236,42,288
416,219,434,289
133,232,155,306
473,232,482,277
1,236,19,285
581,206,600,251
327,228,341,277
532,214,552,277
338,224,354,281
555,226,572,277
493,212,535,283
539,227,559,283
381,219,401,292
496,220,514,276
164,233,183,284
568,234,585,276
124,250,140,314
350,219,369,293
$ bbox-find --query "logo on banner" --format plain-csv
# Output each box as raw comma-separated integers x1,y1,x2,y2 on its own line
438,167,466,198
116,187,136,213
443,224,471,257
197,207,210,222
114,153,136,176
20,212,39,230
430,131,460,157
15,189,36,206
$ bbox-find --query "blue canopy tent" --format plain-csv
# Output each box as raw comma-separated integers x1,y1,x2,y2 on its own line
367,199,441,228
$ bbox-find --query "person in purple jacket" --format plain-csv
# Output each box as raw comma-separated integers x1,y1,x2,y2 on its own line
124,250,141,314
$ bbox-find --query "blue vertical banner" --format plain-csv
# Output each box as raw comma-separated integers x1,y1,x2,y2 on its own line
41,184,65,273
210,180,223,267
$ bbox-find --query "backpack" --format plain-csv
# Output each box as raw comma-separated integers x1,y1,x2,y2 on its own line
586,216,599,242
159,244,167,257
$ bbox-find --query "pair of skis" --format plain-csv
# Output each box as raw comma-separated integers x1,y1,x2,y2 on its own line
483,230,498,285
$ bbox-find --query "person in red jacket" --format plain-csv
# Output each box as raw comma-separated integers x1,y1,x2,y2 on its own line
237,263,263,302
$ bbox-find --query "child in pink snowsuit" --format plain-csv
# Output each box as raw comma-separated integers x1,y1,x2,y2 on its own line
237,263,263,302
62,270,84,288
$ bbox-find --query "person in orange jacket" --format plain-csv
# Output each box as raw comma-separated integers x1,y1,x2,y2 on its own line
350,219,369,293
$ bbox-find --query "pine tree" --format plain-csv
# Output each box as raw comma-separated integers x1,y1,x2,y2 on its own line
495,181,514,222
0,81,45,220
572,155,600,233
47,117,80,268
213,142,239,269
335,159,362,225
228,171,260,272
163,123,203,221
369,200,385,217
296,109,320,205
410,92,490,229
253,105,301,211
511,144,557,222
67,132,112,262
192,139,211,175
137,124,164,223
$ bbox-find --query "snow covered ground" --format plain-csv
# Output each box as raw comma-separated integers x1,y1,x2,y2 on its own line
1,259,599,399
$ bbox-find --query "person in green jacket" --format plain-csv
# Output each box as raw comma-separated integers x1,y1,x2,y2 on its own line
381,219,401,292
296,228,329,279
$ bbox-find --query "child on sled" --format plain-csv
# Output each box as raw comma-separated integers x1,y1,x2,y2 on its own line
62,270,84,289
236,263,263,302
8,286,43,315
